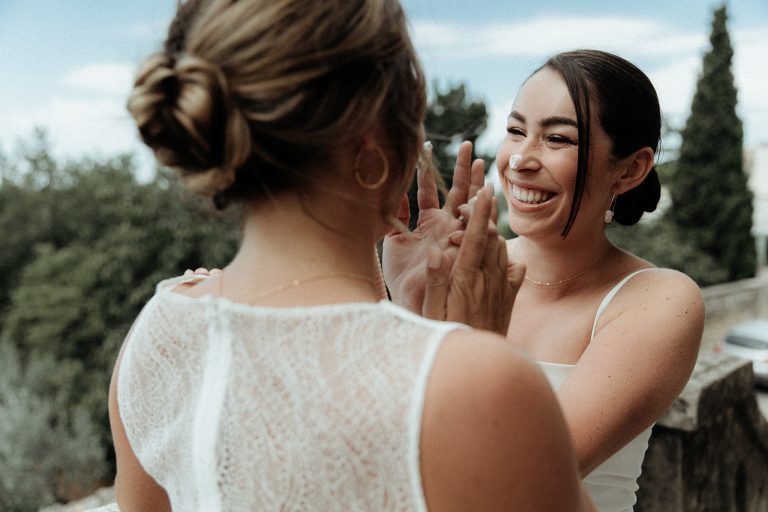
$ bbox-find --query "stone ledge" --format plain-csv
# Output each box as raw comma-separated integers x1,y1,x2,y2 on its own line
638,350,768,511
658,351,755,431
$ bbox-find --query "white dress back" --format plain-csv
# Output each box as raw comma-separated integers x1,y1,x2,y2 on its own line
538,269,656,512
117,276,461,512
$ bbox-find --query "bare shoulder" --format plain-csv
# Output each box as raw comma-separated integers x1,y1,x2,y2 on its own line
592,266,704,378
606,267,704,339
109,335,172,511
624,267,702,299
419,328,584,512
564,268,704,472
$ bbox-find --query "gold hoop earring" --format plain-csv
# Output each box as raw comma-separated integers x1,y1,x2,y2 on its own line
354,145,389,190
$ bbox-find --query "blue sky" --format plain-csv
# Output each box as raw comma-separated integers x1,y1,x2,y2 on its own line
0,0,766,177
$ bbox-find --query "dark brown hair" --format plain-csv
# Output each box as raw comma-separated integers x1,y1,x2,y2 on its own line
537,50,662,236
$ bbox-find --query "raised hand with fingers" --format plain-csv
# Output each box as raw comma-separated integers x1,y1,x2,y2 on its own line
421,184,525,336
382,140,485,312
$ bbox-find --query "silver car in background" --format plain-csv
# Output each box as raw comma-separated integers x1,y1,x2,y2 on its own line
718,319,768,387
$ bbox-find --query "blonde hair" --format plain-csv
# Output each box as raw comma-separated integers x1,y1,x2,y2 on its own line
128,0,426,215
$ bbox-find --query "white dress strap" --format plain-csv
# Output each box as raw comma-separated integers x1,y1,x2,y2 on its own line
590,268,656,341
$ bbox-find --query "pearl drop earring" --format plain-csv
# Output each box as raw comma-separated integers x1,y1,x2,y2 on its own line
509,154,523,170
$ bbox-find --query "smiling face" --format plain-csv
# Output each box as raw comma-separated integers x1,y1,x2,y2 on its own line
497,68,617,241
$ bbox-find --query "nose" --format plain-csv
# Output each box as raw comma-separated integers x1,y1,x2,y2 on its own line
507,140,544,172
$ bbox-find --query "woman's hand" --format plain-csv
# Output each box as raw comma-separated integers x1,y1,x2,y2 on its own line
382,140,525,334
382,141,484,312
421,184,526,335
182,267,222,277
177,267,221,290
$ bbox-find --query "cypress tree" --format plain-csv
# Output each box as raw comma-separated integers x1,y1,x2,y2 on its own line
668,4,755,281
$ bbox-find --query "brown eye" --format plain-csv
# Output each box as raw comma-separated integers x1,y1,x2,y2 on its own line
544,135,577,149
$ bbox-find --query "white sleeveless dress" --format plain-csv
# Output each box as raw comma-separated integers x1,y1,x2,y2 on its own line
116,275,463,512
538,269,656,512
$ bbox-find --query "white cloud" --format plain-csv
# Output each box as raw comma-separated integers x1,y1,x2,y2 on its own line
123,20,169,43
0,61,158,179
63,63,135,96
648,55,701,119
734,27,768,110
0,95,156,179
412,17,706,59
475,100,509,156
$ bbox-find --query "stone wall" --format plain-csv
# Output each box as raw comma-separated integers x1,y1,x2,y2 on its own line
636,271,768,511
636,353,768,511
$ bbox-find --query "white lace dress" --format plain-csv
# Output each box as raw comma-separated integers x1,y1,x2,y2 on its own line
113,276,462,511
538,269,657,512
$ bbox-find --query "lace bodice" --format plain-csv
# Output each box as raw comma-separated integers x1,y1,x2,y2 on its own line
117,276,461,512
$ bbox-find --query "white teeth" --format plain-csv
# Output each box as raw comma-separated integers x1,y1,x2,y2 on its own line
512,185,552,204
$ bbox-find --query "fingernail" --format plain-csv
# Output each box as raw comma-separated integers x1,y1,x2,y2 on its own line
424,141,432,150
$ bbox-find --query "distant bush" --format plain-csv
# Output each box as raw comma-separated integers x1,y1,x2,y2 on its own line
608,217,729,287
0,131,239,507
0,340,106,511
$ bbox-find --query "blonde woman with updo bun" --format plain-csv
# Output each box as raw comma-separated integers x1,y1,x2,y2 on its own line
106,0,595,511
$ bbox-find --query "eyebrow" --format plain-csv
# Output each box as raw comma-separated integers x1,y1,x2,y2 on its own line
509,110,578,129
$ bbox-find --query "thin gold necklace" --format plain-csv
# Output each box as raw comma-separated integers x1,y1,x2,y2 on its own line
218,270,377,304
524,246,614,287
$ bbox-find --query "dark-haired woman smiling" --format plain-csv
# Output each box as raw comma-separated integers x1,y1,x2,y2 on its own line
388,50,705,511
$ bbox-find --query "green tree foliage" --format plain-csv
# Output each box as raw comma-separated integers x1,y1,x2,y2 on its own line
0,339,106,512
667,5,755,281
406,84,490,229
424,84,491,178
0,133,239,508
608,217,728,287
605,160,727,286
